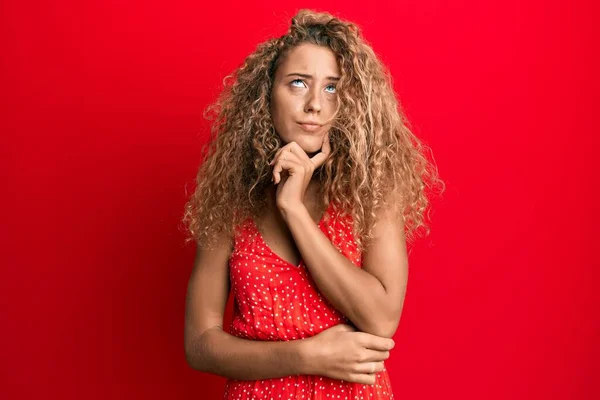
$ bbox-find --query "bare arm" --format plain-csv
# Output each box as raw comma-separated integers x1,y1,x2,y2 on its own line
282,193,409,338
184,231,311,380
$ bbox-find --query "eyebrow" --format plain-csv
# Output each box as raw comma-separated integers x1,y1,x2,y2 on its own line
284,73,340,81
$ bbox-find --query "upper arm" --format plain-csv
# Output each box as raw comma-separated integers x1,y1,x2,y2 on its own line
184,231,233,354
361,194,409,335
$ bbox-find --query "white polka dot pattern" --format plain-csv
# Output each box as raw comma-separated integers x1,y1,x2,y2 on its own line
224,202,395,399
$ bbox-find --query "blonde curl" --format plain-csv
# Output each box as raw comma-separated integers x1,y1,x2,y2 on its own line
181,9,445,253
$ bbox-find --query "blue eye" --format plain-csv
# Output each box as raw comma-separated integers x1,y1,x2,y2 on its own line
290,79,337,94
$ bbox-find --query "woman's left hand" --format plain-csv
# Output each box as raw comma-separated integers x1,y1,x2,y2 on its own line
269,132,331,212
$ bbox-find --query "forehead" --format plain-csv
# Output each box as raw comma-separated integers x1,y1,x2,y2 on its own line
276,43,340,77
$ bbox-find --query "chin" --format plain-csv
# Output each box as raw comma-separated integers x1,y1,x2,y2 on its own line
302,142,324,155
282,134,324,152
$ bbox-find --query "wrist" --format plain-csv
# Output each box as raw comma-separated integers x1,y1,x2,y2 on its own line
279,203,309,225
296,337,317,375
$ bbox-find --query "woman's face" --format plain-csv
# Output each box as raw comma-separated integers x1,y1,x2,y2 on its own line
270,43,340,155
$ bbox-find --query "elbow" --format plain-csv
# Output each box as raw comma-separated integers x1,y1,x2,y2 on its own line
363,309,402,338
184,325,223,372
372,295,405,338
348,299,402,338
353,316,399,338
184,344,202,371
184,337,209,372
369,320,399,339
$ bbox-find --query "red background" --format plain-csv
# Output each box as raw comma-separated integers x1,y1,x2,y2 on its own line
2,1,598,399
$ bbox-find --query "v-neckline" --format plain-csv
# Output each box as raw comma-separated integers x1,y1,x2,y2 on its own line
251,201,331,268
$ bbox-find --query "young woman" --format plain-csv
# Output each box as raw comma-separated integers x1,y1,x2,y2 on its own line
183,9,444,400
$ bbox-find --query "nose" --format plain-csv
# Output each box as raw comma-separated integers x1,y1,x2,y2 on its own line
303,87,322,114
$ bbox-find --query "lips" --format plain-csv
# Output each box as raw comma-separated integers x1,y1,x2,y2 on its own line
297,122,321,132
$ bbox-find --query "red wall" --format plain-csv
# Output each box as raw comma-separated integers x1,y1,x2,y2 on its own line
3,1,598,399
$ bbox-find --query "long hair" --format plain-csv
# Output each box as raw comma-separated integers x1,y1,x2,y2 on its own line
182,9,445,253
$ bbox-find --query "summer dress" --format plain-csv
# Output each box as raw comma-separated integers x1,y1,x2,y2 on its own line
224,200,394,400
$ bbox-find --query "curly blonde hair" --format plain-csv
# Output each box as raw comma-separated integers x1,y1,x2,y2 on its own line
181,9,445,253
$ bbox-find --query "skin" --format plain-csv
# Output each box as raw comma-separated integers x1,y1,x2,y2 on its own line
258,42,339,266
184,42,408,385
270,42,339,158
267,42,408,338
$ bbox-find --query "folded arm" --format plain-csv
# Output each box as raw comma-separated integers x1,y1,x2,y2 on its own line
184,235,311,380
282,194,409,338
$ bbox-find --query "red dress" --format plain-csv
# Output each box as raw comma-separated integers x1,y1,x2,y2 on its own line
223,201,395,400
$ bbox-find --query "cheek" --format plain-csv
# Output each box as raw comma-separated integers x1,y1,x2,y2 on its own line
271,94,295,123
274,93,294,114
270,94,289,136
271,102,284,127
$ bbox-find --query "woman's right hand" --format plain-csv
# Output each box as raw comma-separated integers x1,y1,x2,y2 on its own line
300,324,395,385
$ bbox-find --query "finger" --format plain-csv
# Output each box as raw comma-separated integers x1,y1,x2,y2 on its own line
269,149,282,165
270,145,302,166
281,149,303,163
272,152,303,184
309,132,331,168
288,144,319,187
269,148,285,165
360,349,391,362
269,142,296,165
354,361,385,374
288,142,311,163
356,332,395,351
273,159,302,184
347,373,377,386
